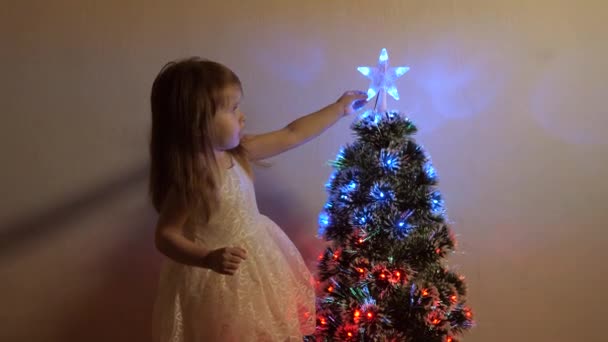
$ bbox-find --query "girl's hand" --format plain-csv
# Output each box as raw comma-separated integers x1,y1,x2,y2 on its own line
203,246,248,275
336,90,368,116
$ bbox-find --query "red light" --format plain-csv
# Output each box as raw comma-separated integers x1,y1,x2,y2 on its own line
367,312,373,319
327,286,333,292
422,289,429,297
320,318,327,325
354,310,361,318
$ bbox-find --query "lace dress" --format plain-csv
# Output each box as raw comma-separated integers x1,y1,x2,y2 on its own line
152,158,316,342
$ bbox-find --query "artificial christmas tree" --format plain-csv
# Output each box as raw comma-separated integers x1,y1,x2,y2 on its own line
310,49,474,341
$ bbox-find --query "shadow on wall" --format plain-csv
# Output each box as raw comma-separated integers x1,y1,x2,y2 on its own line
56,205,161,342
0,163,331,342
0,166,161,342
51,167,326,342
0,166,149,259
255,170,328,270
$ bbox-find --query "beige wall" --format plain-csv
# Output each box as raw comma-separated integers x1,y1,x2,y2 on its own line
1,0,607,341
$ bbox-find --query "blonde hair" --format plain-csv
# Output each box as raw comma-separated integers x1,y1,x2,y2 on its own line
149,57,252,222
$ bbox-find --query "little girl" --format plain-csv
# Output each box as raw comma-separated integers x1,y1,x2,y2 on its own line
149,57,367,342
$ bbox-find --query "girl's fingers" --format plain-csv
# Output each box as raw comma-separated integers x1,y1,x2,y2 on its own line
346,90,366,96
227,255,243,263
224,262,239,270
231,246,248,259
345,90,366,96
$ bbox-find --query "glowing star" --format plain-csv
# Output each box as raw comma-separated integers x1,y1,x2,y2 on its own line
357,48,409,112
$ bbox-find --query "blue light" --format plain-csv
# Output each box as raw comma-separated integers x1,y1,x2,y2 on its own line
380,150,400,172
373,114,381,125
353,208,370,226
362,293,377,307
318,211,330,236
387,85,399,100
428,167,436,179
357,66,371,77
337,179,357,203
395,220,412,236
370,183,393,202
319,211,330,227
357,48,409,102
379,48,389,62
347,181,357,191
424,162,437,181
356,109,382,125
395,66,409,76
430,191,445,216
394,210,414,237
325,170,337,189
336,147,345,160
367,88,378,101
358,110,372,120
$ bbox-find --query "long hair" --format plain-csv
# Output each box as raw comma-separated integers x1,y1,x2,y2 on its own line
149,57,251,222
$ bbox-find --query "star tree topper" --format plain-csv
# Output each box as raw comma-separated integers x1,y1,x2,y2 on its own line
357,48,409,112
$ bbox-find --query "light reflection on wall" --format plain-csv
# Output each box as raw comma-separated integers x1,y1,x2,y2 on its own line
245,30,326,86
530,46,608,146
415,36,509,121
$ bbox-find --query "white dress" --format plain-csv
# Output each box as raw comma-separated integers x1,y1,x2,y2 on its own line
152,158,316,342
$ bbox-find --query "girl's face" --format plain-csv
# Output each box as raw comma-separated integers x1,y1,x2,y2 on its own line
211,85,245,151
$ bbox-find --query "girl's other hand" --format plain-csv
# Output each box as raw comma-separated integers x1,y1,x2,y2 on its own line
203,246,248,275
